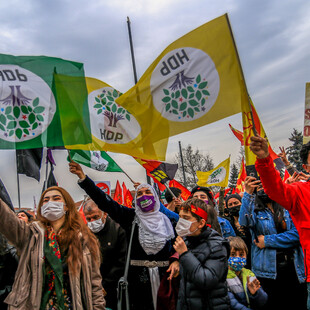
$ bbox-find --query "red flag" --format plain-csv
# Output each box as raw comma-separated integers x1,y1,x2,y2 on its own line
169,179,191,201
229,124,244,145
122,182,133,208
78,202,87,224
236,158,247,193
113,180,123,204
214,187,236,200
135,158,178,191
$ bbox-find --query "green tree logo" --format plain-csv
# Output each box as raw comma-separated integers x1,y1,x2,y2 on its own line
0,89,45,140
92,88,132,127
161,73,210,119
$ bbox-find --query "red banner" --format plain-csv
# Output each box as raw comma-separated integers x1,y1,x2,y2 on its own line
122,182,133,208
113,180,123,204
169,179,191,201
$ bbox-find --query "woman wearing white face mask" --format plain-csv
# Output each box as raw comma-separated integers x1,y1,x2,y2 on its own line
174,198,230,310
69,161,179,310
0,186,105,310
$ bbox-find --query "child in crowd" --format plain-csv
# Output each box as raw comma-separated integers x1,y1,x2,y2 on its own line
173,198,230,310
226,236,267,309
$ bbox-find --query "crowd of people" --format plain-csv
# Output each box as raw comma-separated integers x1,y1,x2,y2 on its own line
0,136,310,309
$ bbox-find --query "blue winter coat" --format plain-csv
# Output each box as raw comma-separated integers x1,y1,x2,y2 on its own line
239,192,305,282
226,268,267,310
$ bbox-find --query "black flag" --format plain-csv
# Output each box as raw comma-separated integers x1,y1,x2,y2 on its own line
47,163,57,188
16,148,43,181
0,178,14,211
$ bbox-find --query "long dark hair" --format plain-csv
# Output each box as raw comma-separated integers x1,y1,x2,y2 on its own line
255,193,285,232
37,186,101,275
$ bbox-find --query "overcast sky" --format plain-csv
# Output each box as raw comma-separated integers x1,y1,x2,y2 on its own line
0,0,309,208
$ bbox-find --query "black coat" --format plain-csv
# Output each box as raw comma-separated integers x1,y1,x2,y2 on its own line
79,176,175,310
177,228,231,310
95,216,127,310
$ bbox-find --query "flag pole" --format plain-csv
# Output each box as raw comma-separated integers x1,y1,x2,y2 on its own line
226,14,257,136
127,16,138,85
15,151,21,210
43,149,49,192
127,16,152,185
122,170,136,184
164,182,184,202
178,141,187,188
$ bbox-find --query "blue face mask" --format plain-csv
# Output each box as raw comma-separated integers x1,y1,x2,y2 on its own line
228,256,246,272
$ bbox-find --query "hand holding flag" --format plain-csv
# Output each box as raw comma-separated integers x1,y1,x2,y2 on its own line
69,161,86,180
249,136,269,159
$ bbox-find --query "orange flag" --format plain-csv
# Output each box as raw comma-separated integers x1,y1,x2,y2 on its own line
169,179,191,201
113,180,123,204
229,124,244,146
122,182,133,208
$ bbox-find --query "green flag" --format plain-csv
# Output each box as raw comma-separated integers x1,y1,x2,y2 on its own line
68,149,123,172
0,54,91,149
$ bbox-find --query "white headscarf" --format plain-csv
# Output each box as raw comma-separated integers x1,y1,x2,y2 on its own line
135,183,175,255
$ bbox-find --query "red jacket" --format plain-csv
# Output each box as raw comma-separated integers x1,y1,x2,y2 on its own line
256,155,310,281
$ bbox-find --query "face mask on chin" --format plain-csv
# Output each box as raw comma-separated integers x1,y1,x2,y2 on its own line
41,201,65,222
136,195,156,212
175,217,198,237
87,218,105,233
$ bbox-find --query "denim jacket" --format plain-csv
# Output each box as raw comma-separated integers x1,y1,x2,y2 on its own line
218,216,236,238
239,192,305,283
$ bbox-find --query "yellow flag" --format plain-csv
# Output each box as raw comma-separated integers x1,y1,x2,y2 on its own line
242,97,284,175
66,77,168,160
116,14,248,142
196,157,230,187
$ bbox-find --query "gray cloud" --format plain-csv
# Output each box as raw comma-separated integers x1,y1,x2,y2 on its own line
0,0,309,207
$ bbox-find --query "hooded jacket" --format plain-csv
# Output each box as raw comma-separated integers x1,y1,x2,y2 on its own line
0,199,105,310
177,227,230,310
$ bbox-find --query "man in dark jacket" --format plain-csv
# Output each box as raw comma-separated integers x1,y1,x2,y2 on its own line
83,199,127,310
174,198,230,309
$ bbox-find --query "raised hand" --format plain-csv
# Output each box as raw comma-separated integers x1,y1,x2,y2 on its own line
244,176,261,195
247,276,261,295
69,161,86,180
173,236,188,255
297,171,310,182
250,136,269,159
285,171,300,184
278,146,289,166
